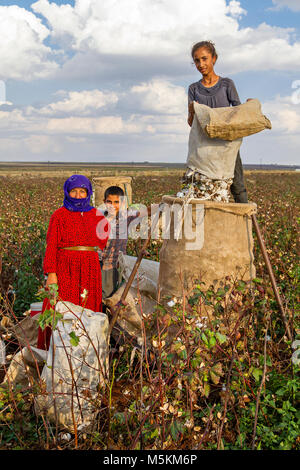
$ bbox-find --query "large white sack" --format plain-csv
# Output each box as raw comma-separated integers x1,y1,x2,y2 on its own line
118,252,159,298
34,301,109,432
187,102,242,180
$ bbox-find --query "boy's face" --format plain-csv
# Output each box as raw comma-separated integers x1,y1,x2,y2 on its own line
105,194,120,215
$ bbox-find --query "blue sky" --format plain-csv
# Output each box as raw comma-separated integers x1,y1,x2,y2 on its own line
240,0,300,29
1,0,300,164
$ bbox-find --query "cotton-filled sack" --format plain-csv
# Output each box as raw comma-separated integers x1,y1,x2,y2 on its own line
158,196,257,300
34,301,109,432
187,103,243,180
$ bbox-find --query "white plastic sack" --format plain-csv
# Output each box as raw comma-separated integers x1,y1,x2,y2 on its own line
105,285,157,347
118,253,159,298
187,102,242,180
34,301,109,432
2,346,47,388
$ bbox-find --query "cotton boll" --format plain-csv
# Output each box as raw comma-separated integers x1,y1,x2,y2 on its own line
218,189,229,198
185,169,194,178
59,432,72,442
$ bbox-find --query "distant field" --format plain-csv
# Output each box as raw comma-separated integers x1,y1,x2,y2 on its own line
0,162,298,178
0,162,184,178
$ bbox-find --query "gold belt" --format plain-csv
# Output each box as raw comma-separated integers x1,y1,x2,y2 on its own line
60,246,98,252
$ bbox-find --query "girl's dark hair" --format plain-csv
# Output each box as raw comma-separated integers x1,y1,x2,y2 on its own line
104,185,124,200
191,41,218,61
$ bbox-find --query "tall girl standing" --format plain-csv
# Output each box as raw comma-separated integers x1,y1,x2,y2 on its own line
187,40,249,203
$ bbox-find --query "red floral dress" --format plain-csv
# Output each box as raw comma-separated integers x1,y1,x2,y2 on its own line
38,207,110,349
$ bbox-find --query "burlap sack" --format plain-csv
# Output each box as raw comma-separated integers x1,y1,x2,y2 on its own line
187,103,242,180
203,99,272,141
92,176,132,207
158,196,257,300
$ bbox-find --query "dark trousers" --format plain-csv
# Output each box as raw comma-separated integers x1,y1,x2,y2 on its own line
231,151,248,203
102,267,122,299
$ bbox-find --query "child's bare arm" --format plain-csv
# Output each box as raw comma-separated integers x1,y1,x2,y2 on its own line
188,101,195,127
46,273,58,287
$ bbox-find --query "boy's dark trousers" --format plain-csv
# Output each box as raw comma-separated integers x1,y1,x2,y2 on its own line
102,267,122,300
231,151,248,203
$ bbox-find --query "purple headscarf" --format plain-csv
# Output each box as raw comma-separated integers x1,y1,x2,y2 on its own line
63,175,94,212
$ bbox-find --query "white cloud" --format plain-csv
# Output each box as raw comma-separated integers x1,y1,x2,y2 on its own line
263,94,300,134
0,79,190,158
0,0,299,82
35,89,119,116
226,0,247,18
24,134,62,154
0,79,299,164
271,1,300,11
0,80,188,136
32,0,232,55
45,115,145,135
30,0,300,75
0,5,58,80
130,80,187,115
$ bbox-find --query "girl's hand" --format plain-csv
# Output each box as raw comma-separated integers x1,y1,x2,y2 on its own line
46,273,58,288
188,102,195,127
188,113,194,127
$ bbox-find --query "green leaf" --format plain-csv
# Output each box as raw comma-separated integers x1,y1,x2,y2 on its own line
166,353,175,363
150,428,159,439
37,309,63,330
69,331,80,347
179,349,187,360
252,368,263,382
203,382,210,398
170,421,179,440
201,333,209,346
216,332,227,344
191,358,201,369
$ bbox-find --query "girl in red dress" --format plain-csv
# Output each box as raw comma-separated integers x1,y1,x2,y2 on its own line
38,174,110,350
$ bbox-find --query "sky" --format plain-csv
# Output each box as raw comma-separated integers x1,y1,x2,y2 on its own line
0,0,300,164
